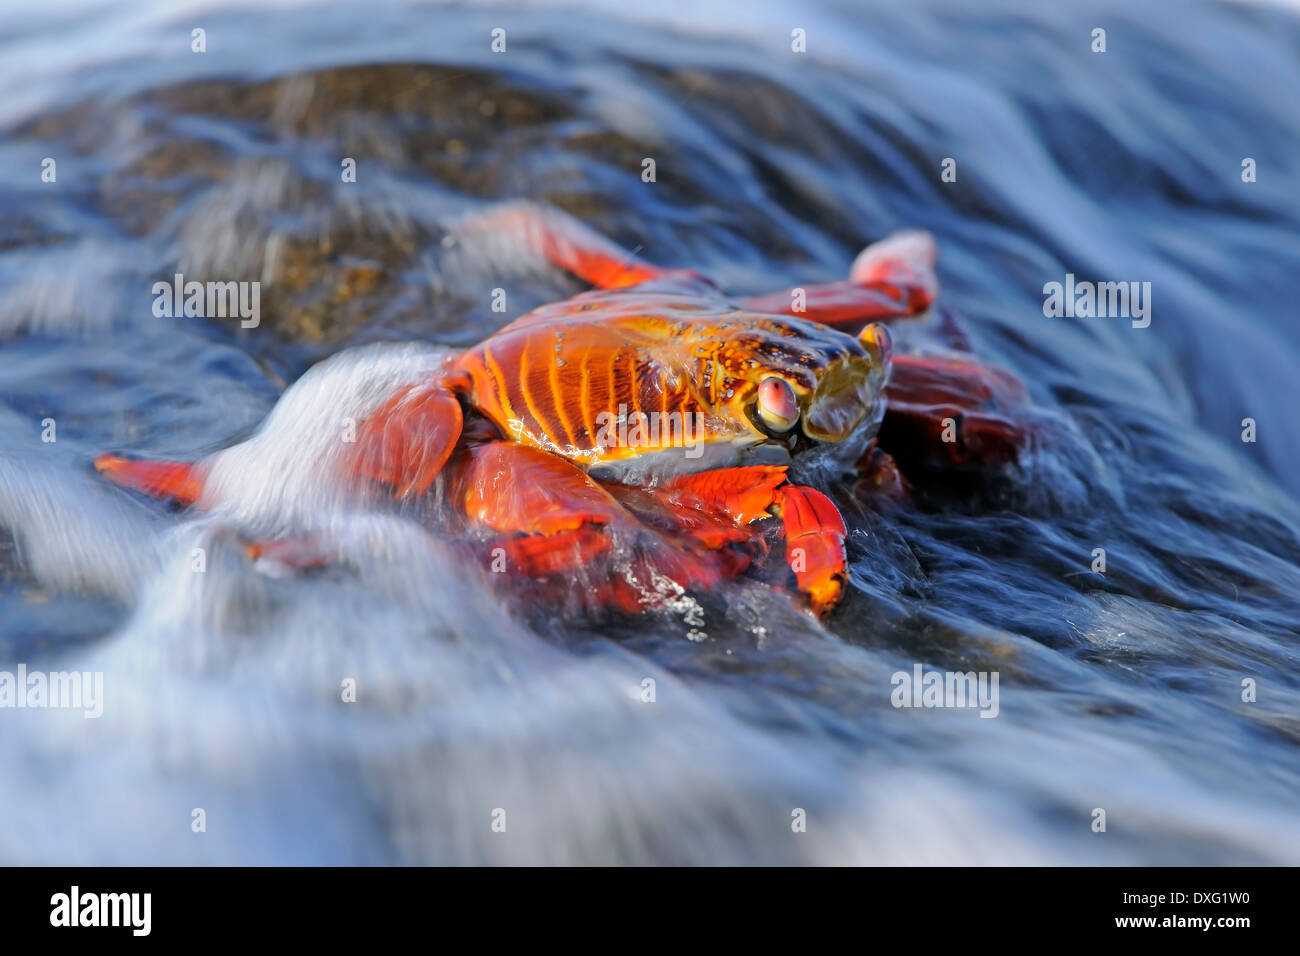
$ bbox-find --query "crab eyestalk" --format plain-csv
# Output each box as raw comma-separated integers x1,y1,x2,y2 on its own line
802,323,892,443
757,376,800,433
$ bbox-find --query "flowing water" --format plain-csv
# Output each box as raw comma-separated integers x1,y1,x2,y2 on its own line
1,0,1298,864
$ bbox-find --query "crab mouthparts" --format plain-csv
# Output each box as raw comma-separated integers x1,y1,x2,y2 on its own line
802,357,886,443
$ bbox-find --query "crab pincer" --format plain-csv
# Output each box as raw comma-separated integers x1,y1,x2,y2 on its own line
773,484,848,617
655,467,848,616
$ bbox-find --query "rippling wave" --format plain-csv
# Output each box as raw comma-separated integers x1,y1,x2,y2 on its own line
1,0,1298,864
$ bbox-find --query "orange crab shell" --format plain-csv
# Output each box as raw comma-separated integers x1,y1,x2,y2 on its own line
450,288,894,475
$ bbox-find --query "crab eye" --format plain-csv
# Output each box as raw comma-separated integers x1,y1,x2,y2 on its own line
756,376,799,432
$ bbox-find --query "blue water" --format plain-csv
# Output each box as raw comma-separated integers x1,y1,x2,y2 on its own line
0,0,1297,863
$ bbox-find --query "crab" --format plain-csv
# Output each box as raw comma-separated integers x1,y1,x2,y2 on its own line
94,203,1028,617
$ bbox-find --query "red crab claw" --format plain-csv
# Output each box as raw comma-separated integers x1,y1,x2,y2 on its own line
773,484,848,617
653,466,849,616
93,453,205,506
659,465,790,527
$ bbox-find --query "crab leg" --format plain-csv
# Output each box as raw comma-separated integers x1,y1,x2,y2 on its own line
455,440,755,615
741,231,939,331
93,454,206,505
353,378,465,498
456,440,630,570
97,373,468,507
92,453,337,568
455,441,723,581
456,202,666,290
879,353,1028,468
238,441,626,578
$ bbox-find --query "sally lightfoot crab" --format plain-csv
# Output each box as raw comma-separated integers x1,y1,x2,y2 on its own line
95,203,1029,616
